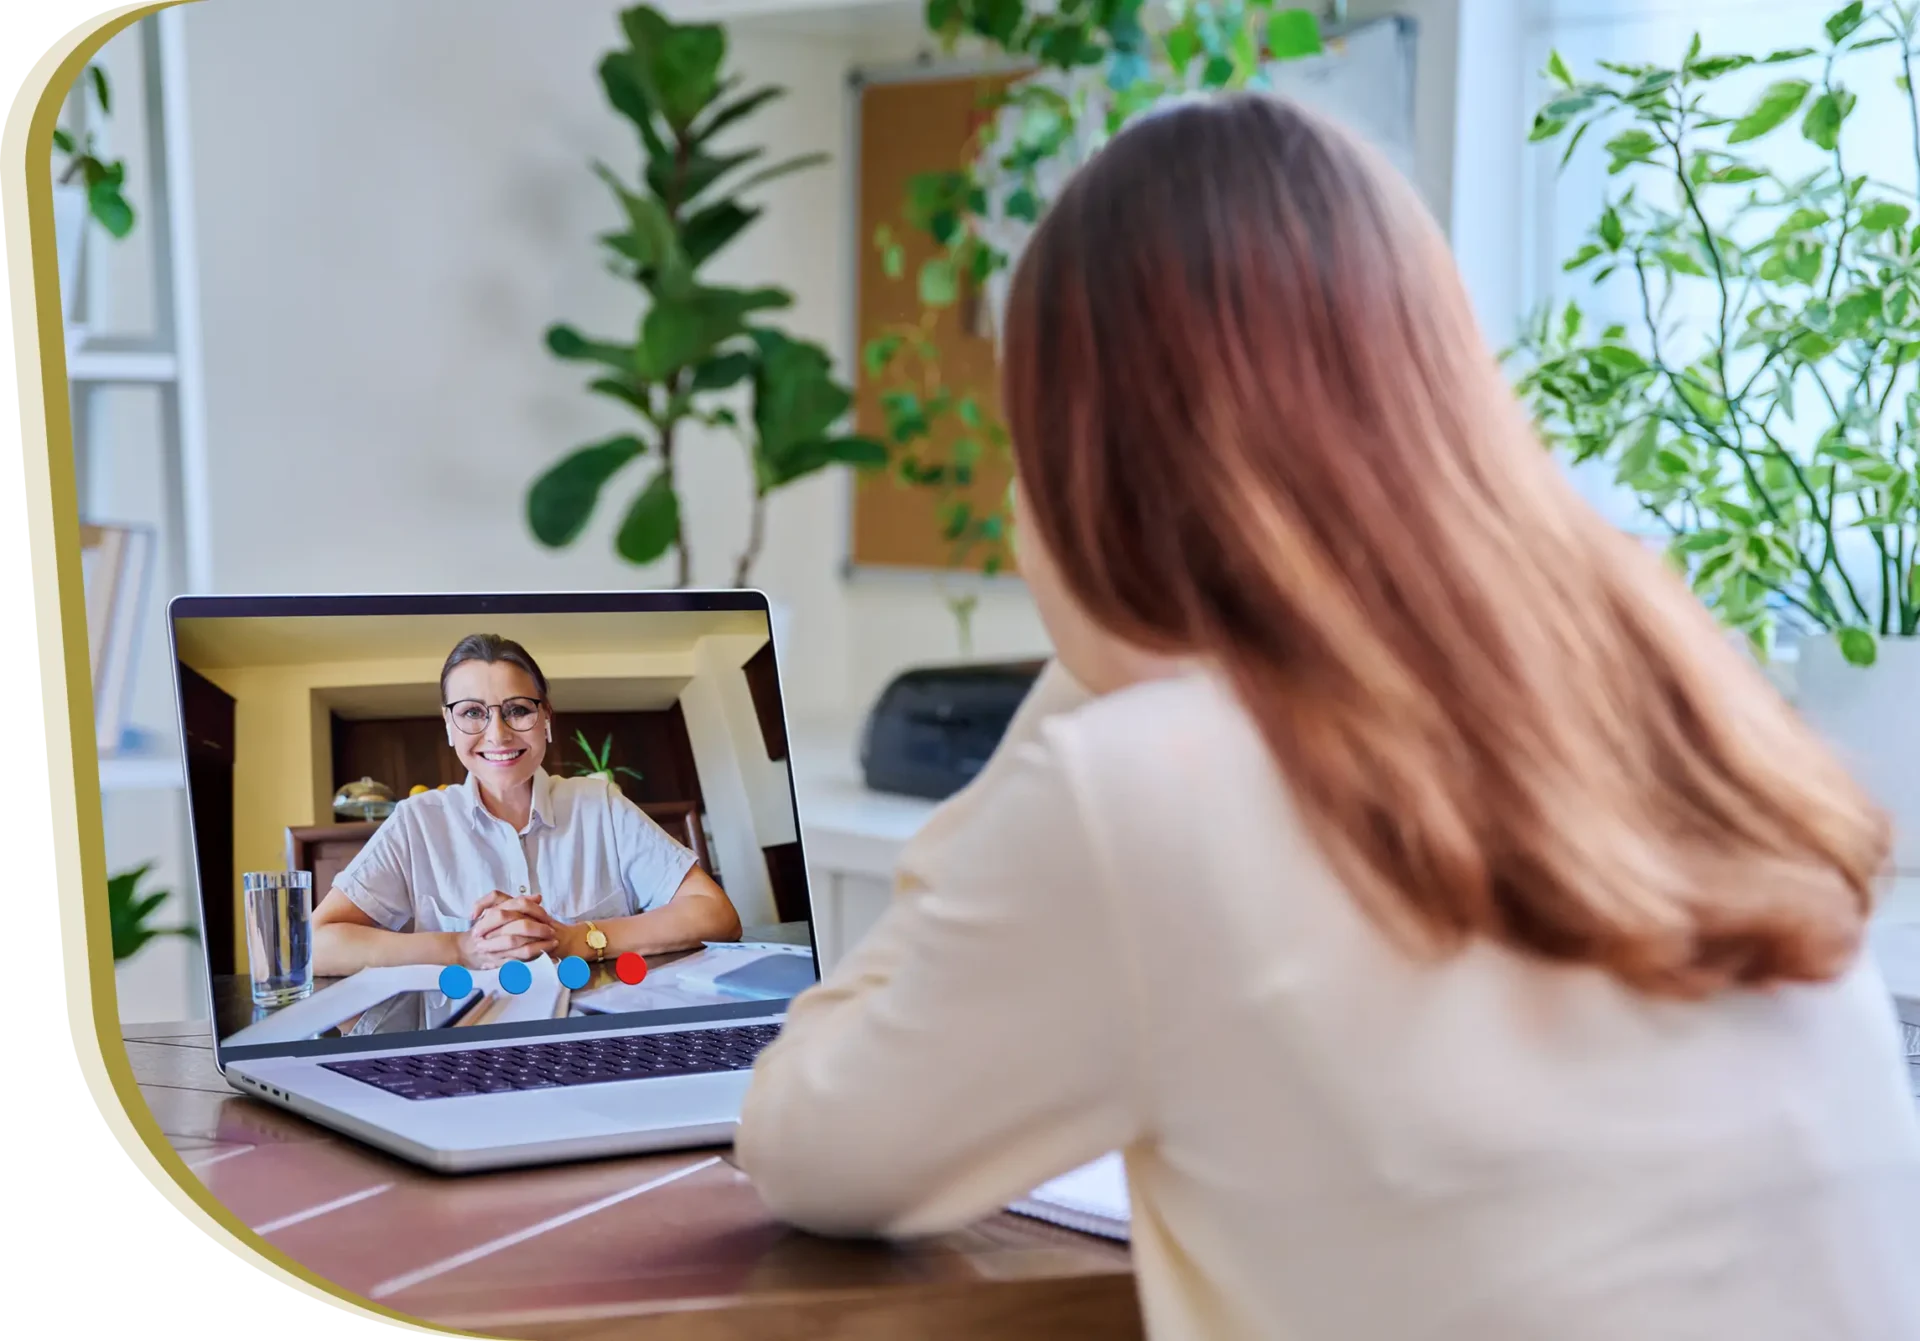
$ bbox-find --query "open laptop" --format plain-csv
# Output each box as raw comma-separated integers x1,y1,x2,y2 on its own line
169,590,818,1172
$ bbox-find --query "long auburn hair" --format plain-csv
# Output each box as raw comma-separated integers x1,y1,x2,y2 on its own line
1002,94,1887,998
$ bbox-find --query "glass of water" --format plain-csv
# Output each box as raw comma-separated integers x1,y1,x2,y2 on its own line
243,870,314,1007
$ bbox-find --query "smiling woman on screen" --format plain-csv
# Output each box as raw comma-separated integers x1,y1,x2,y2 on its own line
734,94,1920,1339
310,633,741,976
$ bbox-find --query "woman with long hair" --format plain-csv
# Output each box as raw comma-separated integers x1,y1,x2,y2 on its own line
737,95,1920,1336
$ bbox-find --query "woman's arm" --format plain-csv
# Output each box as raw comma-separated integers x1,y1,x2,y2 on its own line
312,889,558,975
732,720,1140,1241
553,865,742,961
312,891,458,974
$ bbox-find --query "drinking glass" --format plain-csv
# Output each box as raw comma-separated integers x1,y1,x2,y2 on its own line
244,870,314,1007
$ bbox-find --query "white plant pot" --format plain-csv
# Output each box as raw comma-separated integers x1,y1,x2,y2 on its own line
52,182,87,351
1794,635,1920,873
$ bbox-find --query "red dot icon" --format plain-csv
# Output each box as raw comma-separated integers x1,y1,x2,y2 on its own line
615,951,648,985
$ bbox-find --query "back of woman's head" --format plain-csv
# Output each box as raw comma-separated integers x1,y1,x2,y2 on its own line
1002,93,1887,998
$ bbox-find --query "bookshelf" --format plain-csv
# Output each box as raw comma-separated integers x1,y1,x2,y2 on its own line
63,10,211,1022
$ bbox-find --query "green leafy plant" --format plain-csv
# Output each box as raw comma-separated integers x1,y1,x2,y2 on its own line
54,63,134,239
572,730,646,786
530,5,886,587
1513,1,1920,665
865,1,1326,637
108,863,194,963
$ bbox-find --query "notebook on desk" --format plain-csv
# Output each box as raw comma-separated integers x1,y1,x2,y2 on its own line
1009,1153,1131,1242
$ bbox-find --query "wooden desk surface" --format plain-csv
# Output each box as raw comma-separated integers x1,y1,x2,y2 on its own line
125,1020,1141,1339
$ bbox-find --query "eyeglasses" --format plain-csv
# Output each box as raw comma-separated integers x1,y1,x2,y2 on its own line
444,697,545,735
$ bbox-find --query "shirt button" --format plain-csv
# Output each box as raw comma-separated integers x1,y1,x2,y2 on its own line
518,885,527,894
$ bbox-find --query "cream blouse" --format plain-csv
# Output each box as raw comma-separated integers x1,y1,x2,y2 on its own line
736,663,1920,1340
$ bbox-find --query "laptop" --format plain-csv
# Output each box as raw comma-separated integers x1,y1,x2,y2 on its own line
169,590,818,1172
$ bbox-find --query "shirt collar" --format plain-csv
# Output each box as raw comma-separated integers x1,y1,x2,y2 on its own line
461,767,556,834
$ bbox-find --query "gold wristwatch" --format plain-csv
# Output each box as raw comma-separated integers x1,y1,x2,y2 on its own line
584,922,609,961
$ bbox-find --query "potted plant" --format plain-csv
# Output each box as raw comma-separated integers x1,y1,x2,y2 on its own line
1514,1,1920,863
109,862,195,963
572,731,645,794
52,63,136,342
527,4,885,596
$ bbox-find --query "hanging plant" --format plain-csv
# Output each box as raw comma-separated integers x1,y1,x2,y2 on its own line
865,1,1327,632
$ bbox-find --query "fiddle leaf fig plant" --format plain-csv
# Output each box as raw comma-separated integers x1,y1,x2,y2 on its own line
54,63,134,239
530,4,885,587
1513,1,1920,665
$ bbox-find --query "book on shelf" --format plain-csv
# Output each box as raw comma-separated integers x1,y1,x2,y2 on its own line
78,521,154,757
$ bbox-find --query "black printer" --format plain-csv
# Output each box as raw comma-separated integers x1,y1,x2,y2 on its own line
859,659,1046,801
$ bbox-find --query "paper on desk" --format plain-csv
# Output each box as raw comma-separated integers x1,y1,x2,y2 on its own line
569,950,736,1015
1009,1152,1131,1242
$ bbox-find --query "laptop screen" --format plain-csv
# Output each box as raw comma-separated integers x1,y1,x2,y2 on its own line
170,593,815,1064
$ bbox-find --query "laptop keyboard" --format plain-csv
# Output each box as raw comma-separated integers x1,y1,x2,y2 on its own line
321,1023,782,1101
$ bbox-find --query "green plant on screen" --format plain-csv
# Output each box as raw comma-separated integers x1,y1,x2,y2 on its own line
573,730,646,786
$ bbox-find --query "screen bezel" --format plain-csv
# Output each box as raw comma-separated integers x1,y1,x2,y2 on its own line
166,589,818,1070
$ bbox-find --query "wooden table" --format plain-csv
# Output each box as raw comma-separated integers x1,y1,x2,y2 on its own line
124,1021,1141,1338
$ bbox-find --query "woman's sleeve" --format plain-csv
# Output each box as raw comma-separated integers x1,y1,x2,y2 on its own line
733,703,1143,1241
609,788,699,913
333,812,416,931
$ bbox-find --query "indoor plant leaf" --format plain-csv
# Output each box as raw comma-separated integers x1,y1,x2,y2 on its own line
622,4,726,132
640,285,791,376
752,329,853,458
729,152,833,198
1727,79,1811,142
547,323,641,372
691,84,785,145
614,469,682,564
528,435,645,547
681,200,761,268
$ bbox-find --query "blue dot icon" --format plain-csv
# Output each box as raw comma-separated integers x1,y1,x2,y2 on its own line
557,955,591,990
498,960,532,995
438,965,474,1000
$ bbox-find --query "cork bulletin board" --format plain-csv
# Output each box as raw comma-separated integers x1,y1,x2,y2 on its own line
849,66,1023,574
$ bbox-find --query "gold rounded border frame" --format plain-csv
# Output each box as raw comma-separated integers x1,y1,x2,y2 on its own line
5,5,465,1334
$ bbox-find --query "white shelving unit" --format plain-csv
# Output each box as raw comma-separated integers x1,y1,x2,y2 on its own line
64,10,211,1022
69,9,209,793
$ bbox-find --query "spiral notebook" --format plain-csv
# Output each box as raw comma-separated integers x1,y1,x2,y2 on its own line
1008,1153,1131,1242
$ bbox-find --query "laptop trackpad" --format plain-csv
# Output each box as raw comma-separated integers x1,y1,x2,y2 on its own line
572,1070,750,1129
